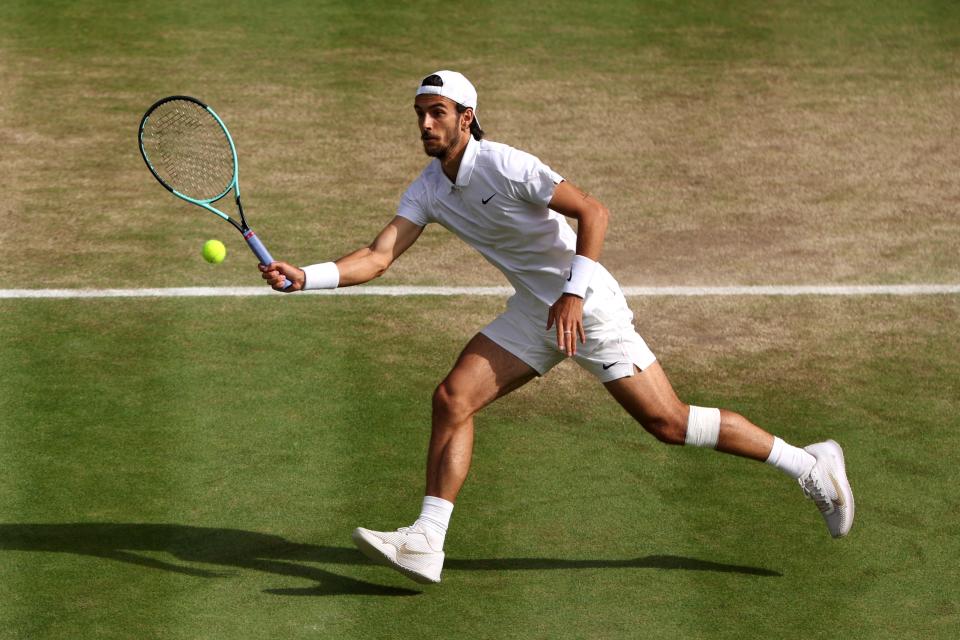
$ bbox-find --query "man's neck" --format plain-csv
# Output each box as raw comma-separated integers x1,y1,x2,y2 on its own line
440,136,470,183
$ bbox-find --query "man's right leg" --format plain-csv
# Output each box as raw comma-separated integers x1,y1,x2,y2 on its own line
353,333,538,584
426,332,539,502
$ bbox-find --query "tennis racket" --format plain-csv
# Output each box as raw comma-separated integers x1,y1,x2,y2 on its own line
138,95,291,288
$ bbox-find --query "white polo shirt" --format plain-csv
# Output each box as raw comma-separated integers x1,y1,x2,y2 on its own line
397,136,578,307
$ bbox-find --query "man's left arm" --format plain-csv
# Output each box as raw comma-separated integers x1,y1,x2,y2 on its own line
546,180,610,356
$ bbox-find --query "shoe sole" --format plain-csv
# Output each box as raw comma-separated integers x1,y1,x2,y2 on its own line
351,528,441,584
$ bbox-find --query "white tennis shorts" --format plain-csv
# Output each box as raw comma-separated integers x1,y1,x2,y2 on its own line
481,265,656,383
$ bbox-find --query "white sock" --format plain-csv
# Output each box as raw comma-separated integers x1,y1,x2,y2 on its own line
413,495,454,549
765,437,816,479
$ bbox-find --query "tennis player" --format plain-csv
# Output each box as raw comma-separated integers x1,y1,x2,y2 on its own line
261,70,855,584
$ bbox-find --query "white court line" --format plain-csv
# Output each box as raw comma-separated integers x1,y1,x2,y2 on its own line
1,284,959,299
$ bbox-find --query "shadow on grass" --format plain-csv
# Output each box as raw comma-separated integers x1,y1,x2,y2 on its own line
0,523,780,596
447,555,781,576
0,523,418,597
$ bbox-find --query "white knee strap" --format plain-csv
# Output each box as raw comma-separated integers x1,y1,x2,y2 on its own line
685,406,721,449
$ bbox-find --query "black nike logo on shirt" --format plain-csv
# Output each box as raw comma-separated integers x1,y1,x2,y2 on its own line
481,194,496,204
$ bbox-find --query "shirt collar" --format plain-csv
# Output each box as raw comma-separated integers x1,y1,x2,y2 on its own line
453,136,479,189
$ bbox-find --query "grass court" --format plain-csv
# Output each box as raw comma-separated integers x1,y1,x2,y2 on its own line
1,1,958,638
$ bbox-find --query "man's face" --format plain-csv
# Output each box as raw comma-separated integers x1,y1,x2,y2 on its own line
414,94,470,160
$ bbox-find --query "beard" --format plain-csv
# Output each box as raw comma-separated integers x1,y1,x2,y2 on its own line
422,128,463,160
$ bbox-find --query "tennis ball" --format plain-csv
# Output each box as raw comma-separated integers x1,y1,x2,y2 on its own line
202,239,227,264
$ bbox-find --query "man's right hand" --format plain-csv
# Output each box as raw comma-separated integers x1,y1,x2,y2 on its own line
260,262,305,292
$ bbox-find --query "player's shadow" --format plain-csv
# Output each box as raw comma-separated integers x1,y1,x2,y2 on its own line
0,523,780,597
0,523,418,597
447,555,781,576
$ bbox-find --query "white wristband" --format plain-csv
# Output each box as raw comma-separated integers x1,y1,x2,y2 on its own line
562,255,598,298
302,262,340,290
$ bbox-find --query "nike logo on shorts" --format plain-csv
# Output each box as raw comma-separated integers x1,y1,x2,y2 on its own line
602,361,621,370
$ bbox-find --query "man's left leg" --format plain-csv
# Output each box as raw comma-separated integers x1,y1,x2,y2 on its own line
604,362,777,460
604,363,854,538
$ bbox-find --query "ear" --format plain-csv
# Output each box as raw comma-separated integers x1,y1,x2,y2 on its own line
460,108,475,132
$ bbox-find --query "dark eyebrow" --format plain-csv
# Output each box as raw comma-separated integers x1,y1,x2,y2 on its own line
414,103,448,115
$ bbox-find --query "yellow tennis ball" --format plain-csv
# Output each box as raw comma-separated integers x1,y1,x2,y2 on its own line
202,239,226,264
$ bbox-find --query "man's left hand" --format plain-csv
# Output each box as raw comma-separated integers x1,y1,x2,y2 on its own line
547,293,586,356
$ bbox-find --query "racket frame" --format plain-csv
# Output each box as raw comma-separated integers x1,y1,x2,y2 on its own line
138,95,290,287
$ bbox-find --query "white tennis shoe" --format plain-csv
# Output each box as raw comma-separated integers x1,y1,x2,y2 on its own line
799,440,855,538
352,523,445,584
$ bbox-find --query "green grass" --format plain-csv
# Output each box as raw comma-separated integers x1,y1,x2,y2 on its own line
1,295,958,639
2,0,960,638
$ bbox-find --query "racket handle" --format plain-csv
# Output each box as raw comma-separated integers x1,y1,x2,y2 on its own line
244,230,293,290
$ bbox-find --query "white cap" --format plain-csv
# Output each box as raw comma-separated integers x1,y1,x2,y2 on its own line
416,70,480,128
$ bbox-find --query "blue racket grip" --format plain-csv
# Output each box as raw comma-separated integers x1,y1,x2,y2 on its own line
244,230,293,290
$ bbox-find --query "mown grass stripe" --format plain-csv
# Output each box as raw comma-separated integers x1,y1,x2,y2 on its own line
1,284,959,299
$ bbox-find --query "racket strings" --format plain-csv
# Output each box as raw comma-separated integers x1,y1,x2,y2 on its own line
141,100,235,202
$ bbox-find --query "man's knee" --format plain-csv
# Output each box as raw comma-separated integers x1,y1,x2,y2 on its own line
643,405,721,447
432,379,476,426
682,405,721,449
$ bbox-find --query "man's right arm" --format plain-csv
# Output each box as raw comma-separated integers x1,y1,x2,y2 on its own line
260,216,424,291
